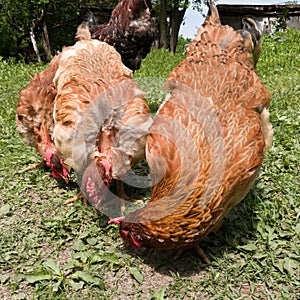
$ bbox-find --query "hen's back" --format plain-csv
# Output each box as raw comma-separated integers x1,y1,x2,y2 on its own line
148,1,271,211
53,25,152,185
53,28,132,169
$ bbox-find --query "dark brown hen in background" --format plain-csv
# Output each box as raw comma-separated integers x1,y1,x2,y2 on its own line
89,0,156,71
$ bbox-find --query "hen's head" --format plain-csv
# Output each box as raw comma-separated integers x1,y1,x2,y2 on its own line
81,159,112,208
109,217,146,249
45,147,69,182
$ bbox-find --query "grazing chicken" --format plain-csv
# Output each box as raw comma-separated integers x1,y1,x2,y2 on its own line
16,54,69,181
16,0,154,181
109,0,273,261
89,0,155,71
237,17,262,68
53,24,152,210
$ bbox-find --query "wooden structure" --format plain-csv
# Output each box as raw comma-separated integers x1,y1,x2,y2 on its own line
217,4,300,34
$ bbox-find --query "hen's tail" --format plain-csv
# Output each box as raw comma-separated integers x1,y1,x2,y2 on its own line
205,0,221,25
126,0,152,18
75,24,92,41
237,17,262,67
193,0,244,55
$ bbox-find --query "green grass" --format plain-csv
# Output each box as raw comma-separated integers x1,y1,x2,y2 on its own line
0,30,299,299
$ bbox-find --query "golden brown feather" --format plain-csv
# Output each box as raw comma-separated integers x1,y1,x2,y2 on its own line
16,55,69,180
15,24,98,181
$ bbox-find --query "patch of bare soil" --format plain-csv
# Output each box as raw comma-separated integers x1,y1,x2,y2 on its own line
105,246,211,299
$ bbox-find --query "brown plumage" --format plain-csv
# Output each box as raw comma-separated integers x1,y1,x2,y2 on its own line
16,54,69,180
16,0,154,179
89,0,155,71
110,1,273,258
53,25,152,210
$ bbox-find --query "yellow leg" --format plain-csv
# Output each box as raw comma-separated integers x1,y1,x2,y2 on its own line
174,249,184,260
174,246,211,264
64,192,88,205
19,160,44,173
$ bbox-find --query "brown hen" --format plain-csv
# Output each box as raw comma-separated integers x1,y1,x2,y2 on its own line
53,25,152,212
89,0,155,71
16,54,69,181
110,0,273,260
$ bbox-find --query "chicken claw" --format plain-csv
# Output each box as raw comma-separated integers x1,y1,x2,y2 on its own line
64,192,88,205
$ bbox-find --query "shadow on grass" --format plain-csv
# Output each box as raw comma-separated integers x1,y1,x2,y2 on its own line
112,186,262,278
23,159,262,280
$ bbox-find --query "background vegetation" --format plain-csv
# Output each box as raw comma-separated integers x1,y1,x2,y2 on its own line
0,30,299,299
0,0,119,61
0,0,205,62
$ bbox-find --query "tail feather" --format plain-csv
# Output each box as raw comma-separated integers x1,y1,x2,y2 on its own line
243,17,259,31
194,1,258,67
238,17,261,48
204,0,221,25
126,0,152,19
75,24,92,41
194,1,242,53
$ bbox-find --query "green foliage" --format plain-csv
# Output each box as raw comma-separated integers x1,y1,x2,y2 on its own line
152,0,205,12
134,47,184,112
0,0,118,60
0,30,299,299
273,7,290,31
285,1,297,5
0,0,197,62
134,37,188,112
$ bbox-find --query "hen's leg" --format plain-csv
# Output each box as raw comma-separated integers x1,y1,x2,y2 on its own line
19,160,44,173
174,245,211,264
194,245,211,264
64,191,88,205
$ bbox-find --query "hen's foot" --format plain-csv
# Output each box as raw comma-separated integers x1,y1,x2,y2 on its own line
64,192,88,205
19,160,44,173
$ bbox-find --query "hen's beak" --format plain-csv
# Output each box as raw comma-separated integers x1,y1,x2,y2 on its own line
51,170,69,183
61,174,69,183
